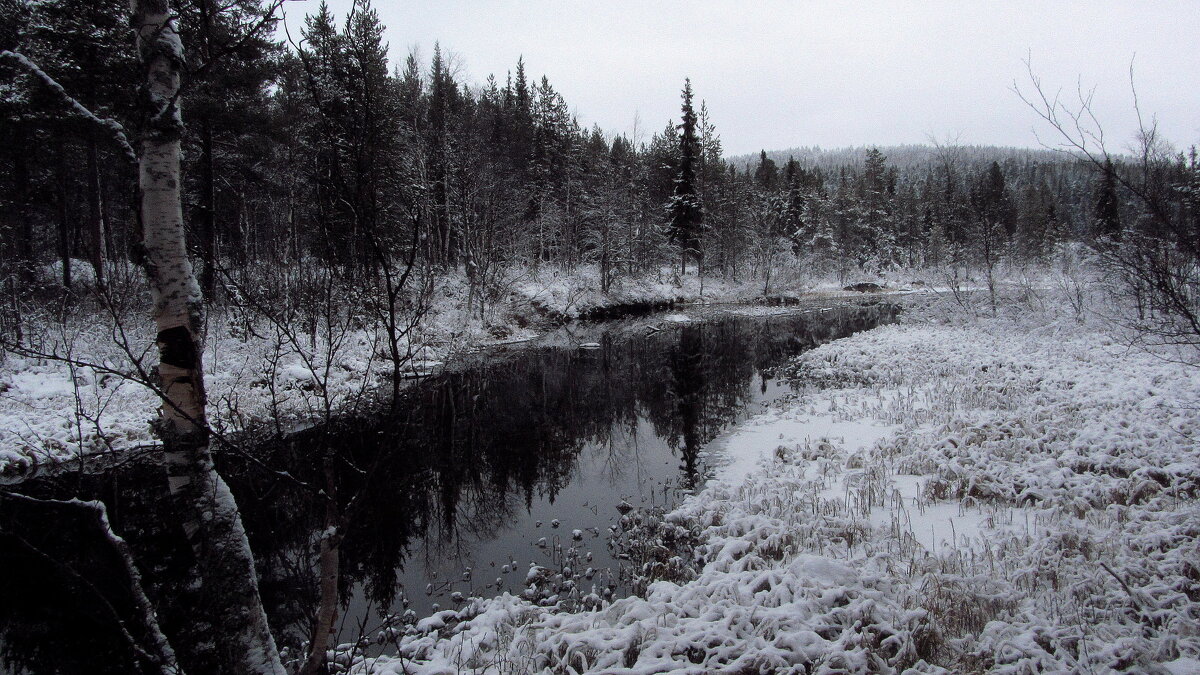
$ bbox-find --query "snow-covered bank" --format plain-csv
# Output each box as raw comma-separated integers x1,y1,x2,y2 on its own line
0,265,911,479
345,298,1200,674
506,266,849,320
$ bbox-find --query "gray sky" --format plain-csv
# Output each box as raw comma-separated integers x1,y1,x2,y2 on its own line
281,1,1200,157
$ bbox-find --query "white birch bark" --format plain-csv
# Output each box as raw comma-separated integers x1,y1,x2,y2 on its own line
131,2,286,673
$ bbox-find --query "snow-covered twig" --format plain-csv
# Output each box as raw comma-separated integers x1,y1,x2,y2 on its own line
0,50,138,163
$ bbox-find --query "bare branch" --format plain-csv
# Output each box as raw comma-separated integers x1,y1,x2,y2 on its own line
0,50,138,163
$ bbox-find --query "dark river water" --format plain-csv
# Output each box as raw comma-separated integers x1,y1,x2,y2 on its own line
0,301,896,674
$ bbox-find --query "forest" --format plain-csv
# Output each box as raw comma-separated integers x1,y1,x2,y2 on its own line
3,0,1200,674
4,0,1191,313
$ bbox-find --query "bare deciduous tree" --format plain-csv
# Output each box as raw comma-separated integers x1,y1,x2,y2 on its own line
1016,58,1200,355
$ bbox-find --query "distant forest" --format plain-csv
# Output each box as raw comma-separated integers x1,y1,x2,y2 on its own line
0,0,1185,303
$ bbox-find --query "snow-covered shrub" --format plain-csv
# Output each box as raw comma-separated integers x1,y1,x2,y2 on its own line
608,506,703,596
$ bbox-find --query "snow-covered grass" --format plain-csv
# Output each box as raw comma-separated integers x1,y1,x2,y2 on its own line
340,289,1200,674
501,262,967,322
0,300,385,478
507,265,791,320
4,260,921,475
0,262,901,478
7,260,1197,671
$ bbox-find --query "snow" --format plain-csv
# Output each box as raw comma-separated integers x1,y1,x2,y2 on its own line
40,259,99,286
0,265,866,479
509,265,823,319
1164,657,1200,674
0,309,398,480
345,290,1200,673
705,402,898,484
5,271,1199,671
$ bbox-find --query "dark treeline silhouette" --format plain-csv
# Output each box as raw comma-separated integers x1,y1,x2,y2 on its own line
0,304,896,674
4,0,1183,315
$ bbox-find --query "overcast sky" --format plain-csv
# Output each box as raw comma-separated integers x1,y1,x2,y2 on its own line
281,1,1200,157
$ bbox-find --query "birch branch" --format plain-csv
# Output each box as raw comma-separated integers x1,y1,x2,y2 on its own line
0,49,138,163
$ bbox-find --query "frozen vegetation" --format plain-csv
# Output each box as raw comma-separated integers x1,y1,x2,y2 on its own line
4,269,1199,673
0,264,891,480
4,0,1198,671
330,289,1200,674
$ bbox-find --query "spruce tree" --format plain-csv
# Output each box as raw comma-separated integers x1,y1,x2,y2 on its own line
179,0,282,296
8,0,135,288
753,150,778,190
1095,158,1122,241
783,156,805,246
669,78,703,274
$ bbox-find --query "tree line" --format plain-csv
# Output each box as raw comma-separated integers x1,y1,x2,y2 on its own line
2,0,1173,312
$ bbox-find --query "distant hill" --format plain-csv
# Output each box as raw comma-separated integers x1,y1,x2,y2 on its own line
726,144,1078,174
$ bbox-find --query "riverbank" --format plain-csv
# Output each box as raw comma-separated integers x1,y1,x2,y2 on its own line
0,299,907,675
0,265,913,480
351,292,1200,674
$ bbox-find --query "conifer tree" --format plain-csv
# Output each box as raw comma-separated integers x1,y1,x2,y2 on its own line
753,150,779,190
669,78,703,273
782,156,805,246
860,147,896,266
970,161,1012,312
1095,158,1122,241
180,0,281,296
5,0,135,288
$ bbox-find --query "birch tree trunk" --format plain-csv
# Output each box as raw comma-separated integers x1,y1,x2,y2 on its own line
301,456,342,675
131,3,285,673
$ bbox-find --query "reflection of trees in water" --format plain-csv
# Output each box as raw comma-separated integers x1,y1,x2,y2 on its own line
633,305,898,488
0,500,145,672
0,466,252,674
0,303,895,675
253,303,898,609
636,322,754,487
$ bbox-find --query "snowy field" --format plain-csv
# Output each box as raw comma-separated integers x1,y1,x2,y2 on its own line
7,268,1196,672
341,292,1200,674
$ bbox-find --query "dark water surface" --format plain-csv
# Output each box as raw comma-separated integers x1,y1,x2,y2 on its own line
0,302,896,674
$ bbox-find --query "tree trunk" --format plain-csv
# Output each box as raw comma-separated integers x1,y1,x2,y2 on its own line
131,3,285,673
86,138,106,290
56,139,72,290
198,116,216,299
10,128,35,287
301,456,342,675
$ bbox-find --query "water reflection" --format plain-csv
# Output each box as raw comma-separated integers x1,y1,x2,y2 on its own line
0,302,896,675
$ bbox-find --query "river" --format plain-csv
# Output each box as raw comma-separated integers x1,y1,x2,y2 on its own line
0,300,897,674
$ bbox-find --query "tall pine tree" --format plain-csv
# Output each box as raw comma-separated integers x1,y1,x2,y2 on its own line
669,78,703,274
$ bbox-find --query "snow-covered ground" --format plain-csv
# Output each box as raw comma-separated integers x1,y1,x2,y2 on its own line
342,292,1200,674
12,265,1192,671
5,263,1196,671
0,265,913,480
